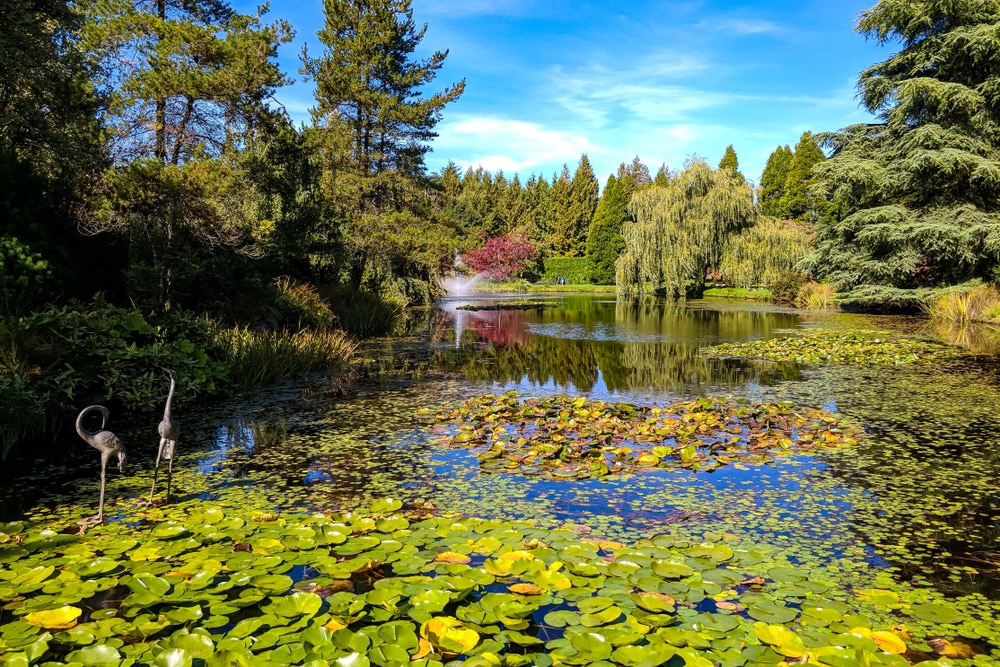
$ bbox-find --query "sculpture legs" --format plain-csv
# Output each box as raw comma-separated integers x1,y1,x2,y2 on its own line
149,438,176,503
97,452,108,524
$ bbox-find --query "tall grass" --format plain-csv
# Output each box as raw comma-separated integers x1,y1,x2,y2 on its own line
273,277,336,331
796,282,838,310
925,283,1000,325
216,327,357,392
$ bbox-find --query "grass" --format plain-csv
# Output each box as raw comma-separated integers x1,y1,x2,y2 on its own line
703,287,773,300
925,282,1000,325
215,326,358,392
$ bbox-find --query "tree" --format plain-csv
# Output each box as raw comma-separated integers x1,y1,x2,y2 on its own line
720,218,811,289
653,164,670,186
568,155,600,255
616,159,756,297
462,235,539,280
549,164,575,255
718,145,746,183
301,0,465,287
81,0,293,309
616,156,652,198
803,0,1000,304
779,132,828,223
759,145,793,218
586,175,628,285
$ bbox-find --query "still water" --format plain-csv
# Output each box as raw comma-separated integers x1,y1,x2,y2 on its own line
16,295,1000,595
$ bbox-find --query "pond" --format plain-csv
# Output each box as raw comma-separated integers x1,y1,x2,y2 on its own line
3,294,999,666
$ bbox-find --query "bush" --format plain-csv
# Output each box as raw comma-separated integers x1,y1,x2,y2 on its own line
320,286,404,337
767,271,807,303
796,282,838,310
541,257,590,284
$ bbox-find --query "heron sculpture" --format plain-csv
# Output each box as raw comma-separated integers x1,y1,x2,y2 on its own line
75,405,126,524
149,368,180,502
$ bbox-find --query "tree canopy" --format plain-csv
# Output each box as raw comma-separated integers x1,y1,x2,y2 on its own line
586,175,628,285
803,0,1000,304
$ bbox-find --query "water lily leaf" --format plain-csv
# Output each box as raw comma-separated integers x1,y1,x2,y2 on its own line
631,592,675,613
23,605,82,630
611,643,676,667
127,574,171,596
251,573,294,593
420,616,479,656
334,652,371,667
509,583,545,595
747,600,798,624
370,498,403,513
911,603,962,625
151,522,189,539
205,651,252,667
155,647,193,667
686,544,734,563
569,630,613,661
64,643,122,665
871,630,906,654
754,623,806,658
272,592,323,617
578,597,616,613
435,551,471,564
652,560,694,579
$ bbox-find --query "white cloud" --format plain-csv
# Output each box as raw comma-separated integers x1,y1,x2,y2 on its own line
431,116,601,175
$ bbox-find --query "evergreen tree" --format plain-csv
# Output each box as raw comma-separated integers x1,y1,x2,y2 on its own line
616,156,652,198
617,159,756,297
301,0,465,289
804,0,1000,303
779,132,827,223
586,175,628,285
653,164,670,186
718,145,746,183
549,164,575,255
81,0,294,309
567,154,600,256
759,145,793,218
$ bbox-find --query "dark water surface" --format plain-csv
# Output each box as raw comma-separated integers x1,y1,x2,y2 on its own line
10,295,1000,596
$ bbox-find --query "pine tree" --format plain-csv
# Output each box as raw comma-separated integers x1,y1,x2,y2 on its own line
759,145,793,218
779,132,828,223
549,164,575,255
586,175,628,284
803,0,1000,303
81,0,293,309
653,164,670,186
301,0,465,286
616,156,652,198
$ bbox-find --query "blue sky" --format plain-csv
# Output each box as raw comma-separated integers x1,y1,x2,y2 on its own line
242,0,893,185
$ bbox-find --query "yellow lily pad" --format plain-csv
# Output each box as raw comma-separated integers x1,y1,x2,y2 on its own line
24,606,82,630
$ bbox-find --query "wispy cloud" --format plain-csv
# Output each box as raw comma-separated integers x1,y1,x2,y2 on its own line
696,18,786,35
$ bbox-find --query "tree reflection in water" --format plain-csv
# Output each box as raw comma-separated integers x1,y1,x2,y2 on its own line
432,295,803,395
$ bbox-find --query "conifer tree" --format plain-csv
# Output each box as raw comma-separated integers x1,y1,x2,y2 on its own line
567,154,600,256
81,0,293,309
301,0,465,286
718,145,746,183
586,175,628,285
549,164,575,255
804,0,1000,303
779,132,827,223
653,164,670,186
616,156,652,198
759,145,793,218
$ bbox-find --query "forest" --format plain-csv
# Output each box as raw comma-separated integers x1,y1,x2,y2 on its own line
3,0,1000,459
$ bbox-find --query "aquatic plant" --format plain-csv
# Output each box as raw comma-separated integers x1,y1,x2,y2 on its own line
273,277,337,331
0,499,995,667
423,392,857,478
216,327,357,391
706,331,960,365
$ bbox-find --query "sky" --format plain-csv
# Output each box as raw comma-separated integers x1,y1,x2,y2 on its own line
237,0,896,186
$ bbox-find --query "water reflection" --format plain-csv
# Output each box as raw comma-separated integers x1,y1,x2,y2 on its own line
432,296,804,397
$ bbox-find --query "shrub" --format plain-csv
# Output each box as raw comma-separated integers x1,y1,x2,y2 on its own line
273,277,336,330
541,257,590,284
797,282,838,310
925,282,1000,324
462,235,539,281
319,286,404,337
767,271,807,303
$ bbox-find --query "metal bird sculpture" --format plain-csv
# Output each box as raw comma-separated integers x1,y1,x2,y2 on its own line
149,368,180,503
75,405,126,524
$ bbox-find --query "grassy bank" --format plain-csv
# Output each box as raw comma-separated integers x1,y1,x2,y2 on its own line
702,287,773,300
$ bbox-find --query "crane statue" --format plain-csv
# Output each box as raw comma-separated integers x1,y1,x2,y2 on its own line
149,368,180,503
75,405,126,524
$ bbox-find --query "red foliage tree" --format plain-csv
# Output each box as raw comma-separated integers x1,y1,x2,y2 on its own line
462,235,538,280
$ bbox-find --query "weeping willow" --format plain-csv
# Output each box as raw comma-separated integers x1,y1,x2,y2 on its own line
617,159,756,297
720,217,811,288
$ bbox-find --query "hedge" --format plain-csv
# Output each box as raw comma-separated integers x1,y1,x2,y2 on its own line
540,257,590,284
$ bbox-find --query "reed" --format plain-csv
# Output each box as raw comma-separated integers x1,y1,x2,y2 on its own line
217,327,357,392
